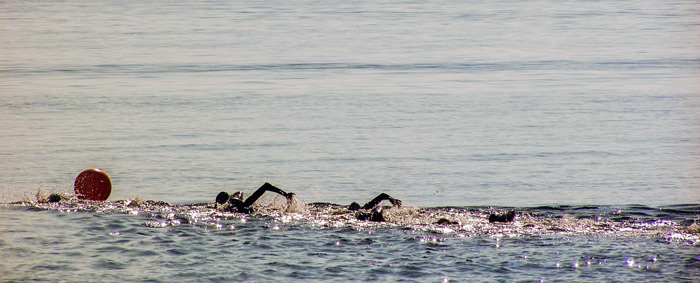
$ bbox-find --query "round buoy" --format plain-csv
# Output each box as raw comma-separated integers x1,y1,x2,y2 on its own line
74,168,112,201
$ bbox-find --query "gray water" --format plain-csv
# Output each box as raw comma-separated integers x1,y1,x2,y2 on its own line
1,1,700,282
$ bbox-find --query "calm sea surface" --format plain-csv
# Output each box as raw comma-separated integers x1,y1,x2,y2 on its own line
1,1,699,282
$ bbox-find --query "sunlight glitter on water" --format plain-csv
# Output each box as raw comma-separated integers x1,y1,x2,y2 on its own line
6,194,699,244
1,200,698,282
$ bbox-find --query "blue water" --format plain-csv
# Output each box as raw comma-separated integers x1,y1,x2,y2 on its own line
1,1,699,282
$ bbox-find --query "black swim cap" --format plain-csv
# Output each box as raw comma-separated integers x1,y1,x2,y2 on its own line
216,192,229,205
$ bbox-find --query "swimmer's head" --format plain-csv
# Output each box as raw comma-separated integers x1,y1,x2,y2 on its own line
48,193,63,203
348,202,361,211
215,192,229,205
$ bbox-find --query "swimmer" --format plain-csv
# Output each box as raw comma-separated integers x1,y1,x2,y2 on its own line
348,193,402,222
489,210,516,223
215,182,295,213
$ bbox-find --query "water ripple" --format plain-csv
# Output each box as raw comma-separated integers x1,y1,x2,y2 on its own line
2,59,697,76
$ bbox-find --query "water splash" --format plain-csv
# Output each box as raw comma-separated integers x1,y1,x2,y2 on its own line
284,195,307,214
3,195,699,243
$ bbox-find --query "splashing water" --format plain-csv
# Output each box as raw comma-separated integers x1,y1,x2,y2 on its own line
3,193,699,244
284,195,307,214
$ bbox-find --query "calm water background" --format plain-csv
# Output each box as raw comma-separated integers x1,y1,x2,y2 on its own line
1,1,699,282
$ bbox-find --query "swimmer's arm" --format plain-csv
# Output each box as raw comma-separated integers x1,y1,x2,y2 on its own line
242,182,294,207
362,193,402,210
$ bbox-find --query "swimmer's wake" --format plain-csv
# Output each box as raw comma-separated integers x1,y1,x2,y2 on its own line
5,187,699,244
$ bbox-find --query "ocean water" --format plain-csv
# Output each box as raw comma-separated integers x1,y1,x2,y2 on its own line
1,0,699,282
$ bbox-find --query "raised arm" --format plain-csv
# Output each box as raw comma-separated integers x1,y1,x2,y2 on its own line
361,193,402,210
242,182,294,208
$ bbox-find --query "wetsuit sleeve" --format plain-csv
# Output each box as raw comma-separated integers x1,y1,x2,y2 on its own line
362,193,401,210
242,183,291,208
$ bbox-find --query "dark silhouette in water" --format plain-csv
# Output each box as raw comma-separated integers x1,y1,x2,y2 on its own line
48,193,63,203
348,193,402,222
215,182,294,213
214,183,401,222
214,186,516,224
348,193,402,211
489,210,516,223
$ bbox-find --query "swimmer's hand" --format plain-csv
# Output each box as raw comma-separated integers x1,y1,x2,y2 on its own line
285,192,296,199
390,198,402,208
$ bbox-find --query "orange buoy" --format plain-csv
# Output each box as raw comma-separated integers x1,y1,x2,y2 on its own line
74,168,112,201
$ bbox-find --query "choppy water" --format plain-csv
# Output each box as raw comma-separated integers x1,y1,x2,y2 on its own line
1,0,700,282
